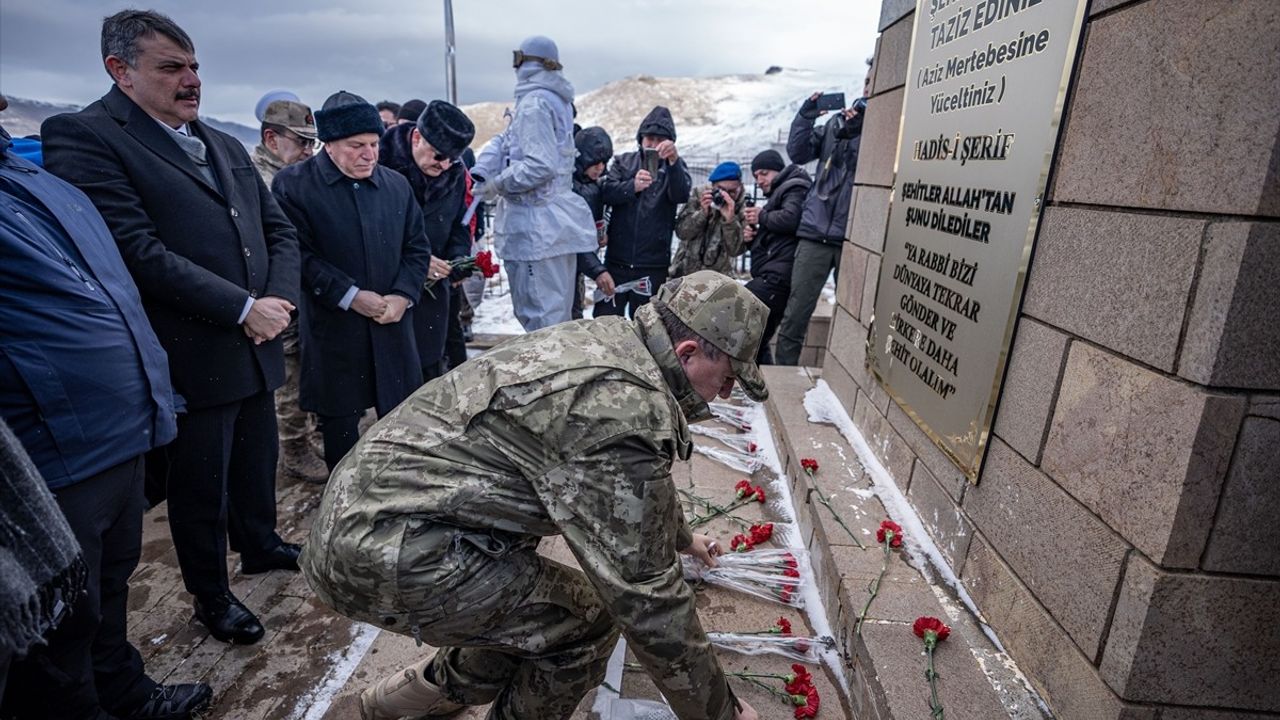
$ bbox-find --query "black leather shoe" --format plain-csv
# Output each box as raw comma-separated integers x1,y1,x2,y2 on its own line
122,683,213,719
193,593,265,645
241,542,301,575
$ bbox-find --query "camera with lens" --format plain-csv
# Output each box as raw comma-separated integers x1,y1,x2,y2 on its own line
711,187,726,207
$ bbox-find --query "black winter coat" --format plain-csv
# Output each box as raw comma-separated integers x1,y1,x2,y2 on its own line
41,86,300,410
379,124,470,371
272,151,431,417
749,164,812,287
787,103,863,245
599,107,692,270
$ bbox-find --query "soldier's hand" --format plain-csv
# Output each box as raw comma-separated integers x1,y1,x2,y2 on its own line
352,290,389,319
699,189,714,212
375,294,411,325
634,170,653,193
683,533,723,568
733,699,759,720
718,191,736,221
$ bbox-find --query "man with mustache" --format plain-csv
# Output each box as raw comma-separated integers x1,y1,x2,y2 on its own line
42,9,302,648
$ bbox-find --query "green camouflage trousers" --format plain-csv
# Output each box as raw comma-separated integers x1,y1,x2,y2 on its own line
386,526,620,720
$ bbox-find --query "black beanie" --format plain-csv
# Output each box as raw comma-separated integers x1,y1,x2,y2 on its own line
416,100,475,159
397,99,427,122
314,91,384,142
751,149,786,173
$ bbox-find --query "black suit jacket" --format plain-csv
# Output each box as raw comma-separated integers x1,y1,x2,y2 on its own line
41,86,300,410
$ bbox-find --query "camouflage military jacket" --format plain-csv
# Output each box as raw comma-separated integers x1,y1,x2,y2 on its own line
251,143,286,187
303,306,736,719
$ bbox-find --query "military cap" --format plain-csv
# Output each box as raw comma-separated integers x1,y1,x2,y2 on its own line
262,100,317,141
655,270,770,402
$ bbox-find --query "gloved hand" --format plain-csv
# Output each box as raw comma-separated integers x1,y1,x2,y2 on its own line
799,92,824,120
474,179,501,203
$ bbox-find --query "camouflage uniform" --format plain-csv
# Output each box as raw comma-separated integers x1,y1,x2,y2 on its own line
250,101,324,477
670,185,747,278
302,272,770,720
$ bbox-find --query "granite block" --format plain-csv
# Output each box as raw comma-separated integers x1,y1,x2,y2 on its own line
871,13,911,94
826,305,891,415
836,241,870,317
1178,221,1280,390
878,0,914,32
1041,343,1246,567
1101,553,1280,710
860,251,881,328
1053,0,1280,216
961,535,1156,720
1022,206,1203,371
849,184,891,254
853,388,916,492
1202,416,1280,576
991,318,1071,464
966,439,1130,661
906,461,972,572
887,401,968,501
853,87,903,189
821,353,861,425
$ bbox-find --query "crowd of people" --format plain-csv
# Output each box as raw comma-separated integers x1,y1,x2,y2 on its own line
0,8,868,720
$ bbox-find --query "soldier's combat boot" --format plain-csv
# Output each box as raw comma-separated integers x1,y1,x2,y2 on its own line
359,656,464,719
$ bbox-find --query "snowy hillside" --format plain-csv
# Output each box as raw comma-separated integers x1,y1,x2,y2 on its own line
462,67,860,168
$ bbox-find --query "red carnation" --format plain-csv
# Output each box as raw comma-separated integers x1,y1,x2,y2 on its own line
876,519,903,548
800,457,819,474
730,533,753,552
734,479,754,499
474,250,500,278
913,616,951,647
783,567,800,579
753,487,766,503
785,664,811,694
795,686,820,718
783,552,798,570
749,523,774,545
747,441,759,453
774,617,792,635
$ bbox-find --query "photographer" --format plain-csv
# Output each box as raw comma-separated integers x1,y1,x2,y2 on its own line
671,161,748,278
775,67,870,366
742,150,812,364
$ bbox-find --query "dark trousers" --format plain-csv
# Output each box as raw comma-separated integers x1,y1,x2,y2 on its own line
591,265,666,319
445,285,468,371
149,391,283,600
746,278,790,365
3,457,154,720
318,411,363,471
776,240,843,365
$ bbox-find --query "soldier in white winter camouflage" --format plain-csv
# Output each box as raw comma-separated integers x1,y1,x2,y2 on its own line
300,271,767,720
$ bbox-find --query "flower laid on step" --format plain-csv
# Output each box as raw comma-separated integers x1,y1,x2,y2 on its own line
694,444,765,474
706,625,830,663
688,481,767,529
726,664,821,718
856,518,906,637
876,519,903,548
913,616,951,720
690,424,760,455
683,548,810,607
799,457,864,549
730,524,775,552
774,616,792,635
678,488,751,531
709,402,753,431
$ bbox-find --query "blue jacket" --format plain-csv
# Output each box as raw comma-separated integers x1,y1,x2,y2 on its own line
0,126,176,489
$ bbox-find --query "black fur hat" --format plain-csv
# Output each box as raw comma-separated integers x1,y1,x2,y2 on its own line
314,90,383,142
416,100,475,159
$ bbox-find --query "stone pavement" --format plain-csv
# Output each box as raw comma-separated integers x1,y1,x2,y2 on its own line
125,393,850,719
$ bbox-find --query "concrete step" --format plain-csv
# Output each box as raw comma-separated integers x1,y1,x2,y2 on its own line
761,365,1050,720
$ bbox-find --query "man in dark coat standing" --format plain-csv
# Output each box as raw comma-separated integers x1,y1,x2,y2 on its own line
41,9,302,648
742,150,812,364
272,91,432,470
595,106,691,318
378,100,474,381
1,108,212,718
774,76,867,365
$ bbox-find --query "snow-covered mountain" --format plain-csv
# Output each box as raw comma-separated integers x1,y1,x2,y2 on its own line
463,67,859,169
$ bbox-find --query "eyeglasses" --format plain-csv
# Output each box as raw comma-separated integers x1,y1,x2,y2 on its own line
511,50,562,71
281,132,319,151
432,152,457,164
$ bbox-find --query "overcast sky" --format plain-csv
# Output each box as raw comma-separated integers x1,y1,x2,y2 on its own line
0,0,880,126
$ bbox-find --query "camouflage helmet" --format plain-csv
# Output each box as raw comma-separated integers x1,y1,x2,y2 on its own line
654,271,769,402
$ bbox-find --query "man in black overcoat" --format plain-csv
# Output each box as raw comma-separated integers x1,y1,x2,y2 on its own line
272,91,432,470
42,9,302,647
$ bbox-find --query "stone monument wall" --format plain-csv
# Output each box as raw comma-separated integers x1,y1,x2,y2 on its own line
825,0,1280,716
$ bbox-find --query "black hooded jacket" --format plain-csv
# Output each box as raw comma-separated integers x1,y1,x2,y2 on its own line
572,126,613,222
787,100,863,245
598,106,692,270
750,163,812,287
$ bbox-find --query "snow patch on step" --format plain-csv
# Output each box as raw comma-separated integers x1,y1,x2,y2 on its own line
288,621,381,720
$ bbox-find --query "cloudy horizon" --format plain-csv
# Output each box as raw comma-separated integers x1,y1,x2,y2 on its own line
1,0,880,126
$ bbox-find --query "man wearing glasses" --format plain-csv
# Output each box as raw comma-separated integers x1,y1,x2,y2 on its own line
251,99,329,484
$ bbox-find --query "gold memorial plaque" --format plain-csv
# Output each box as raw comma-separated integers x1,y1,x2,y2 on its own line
867,0,1089,482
